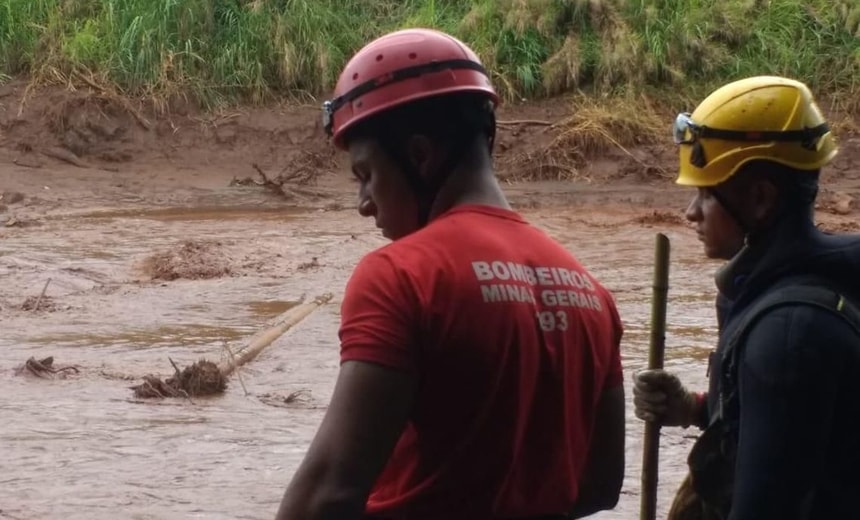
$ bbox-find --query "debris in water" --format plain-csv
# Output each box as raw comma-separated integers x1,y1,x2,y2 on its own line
130,292,334,400
131,359,226,398
20,295,60,312
15,356,80,378
3,215,30,228
141,240,232,281
258,390,314,408
297,257,320,271
21,278,53,311
634,210,686,226
230,161,328,200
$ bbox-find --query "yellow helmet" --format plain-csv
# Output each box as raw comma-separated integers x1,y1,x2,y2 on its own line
674,76,838,187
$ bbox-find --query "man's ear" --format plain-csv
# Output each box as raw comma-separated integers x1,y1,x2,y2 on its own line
405,134,437,180
748,177,780,224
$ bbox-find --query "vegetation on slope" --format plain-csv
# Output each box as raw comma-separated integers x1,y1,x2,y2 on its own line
1,1,857,180
1,0,857,109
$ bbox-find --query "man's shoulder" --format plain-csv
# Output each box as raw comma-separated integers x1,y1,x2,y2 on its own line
734,282,860,364
421,205,531,237
356,206,601,286
371,207,537,257
752,278,860,327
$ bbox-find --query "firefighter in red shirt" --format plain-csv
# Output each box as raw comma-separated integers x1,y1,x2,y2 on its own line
275,28,625,520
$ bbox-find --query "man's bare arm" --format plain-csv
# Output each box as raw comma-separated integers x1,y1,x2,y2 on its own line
275,360,416,520
569,384,625,518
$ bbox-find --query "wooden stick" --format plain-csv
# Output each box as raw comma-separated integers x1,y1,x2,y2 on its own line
251,162,273,184
640,233,671,520
41,147,90,169
222,341,249,396
74,70,153,130
168,357,194,404
218,293,334,377
33,278,52,312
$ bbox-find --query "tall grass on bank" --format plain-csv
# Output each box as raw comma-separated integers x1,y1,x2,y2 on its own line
1,0,858,110
0,0,390,104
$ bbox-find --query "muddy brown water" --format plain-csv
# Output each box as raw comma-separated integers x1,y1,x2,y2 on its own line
1,199,721,520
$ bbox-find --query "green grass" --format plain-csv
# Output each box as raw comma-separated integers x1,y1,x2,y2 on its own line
1,0,858,111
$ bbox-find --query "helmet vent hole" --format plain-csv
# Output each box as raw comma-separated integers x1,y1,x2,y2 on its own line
409,52,417,59
376,54,384,62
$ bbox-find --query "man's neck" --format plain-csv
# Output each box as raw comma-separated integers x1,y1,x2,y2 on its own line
427,160,511,219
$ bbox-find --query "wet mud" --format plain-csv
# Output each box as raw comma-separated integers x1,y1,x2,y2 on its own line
1,86,858,519
141,240,233,281
0,191,728,519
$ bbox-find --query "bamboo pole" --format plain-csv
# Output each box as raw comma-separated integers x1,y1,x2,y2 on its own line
131,293,335,399
640,233,671,520
218,292,334,377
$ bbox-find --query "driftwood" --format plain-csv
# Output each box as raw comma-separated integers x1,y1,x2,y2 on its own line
15,356,80,378
218,292,333,377
131,292,334,398
39,146,120,173
41,147,90,169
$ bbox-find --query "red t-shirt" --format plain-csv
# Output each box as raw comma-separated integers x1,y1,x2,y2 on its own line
339,205,623,519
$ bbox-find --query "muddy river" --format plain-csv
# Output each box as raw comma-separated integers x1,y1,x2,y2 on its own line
1,198,720,519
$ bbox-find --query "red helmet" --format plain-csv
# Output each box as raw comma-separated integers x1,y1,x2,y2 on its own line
323,28,499,149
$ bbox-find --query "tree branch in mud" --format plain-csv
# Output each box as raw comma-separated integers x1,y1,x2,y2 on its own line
131,360,224,399
229,162,327,200
40,146,91,169
38,146,119,173
257,390,314,408
250,162,292,197
72,70,153,131
21,279,60,312
130,293,333,399
15,356,80,378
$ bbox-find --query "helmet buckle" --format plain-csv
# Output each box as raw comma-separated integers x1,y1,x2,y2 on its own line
690,141,708,168
800,127,819,151
322,100,334,137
